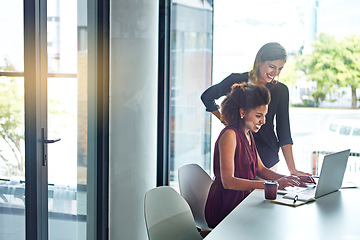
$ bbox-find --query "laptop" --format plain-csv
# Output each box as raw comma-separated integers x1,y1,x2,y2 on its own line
283,149,350,202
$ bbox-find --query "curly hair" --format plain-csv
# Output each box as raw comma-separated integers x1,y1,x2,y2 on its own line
249,42,287,84
220,82,271,128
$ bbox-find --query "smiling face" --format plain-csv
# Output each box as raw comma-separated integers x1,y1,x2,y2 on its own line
257,59,286,85
240,105,268,134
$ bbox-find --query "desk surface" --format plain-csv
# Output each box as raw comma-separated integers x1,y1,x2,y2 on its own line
205,188,360,240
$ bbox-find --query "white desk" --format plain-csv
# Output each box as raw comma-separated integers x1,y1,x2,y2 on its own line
205,188,360,240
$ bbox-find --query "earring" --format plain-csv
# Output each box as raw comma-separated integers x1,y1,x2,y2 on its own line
241,115,244,119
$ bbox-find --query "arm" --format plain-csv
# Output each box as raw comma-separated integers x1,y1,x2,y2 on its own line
211,109,221,121
256,151,284,180
218,130,301,191
200,73,245,113
219,130,265,191
282,144,312,176
275,84,311,176
256,150,301,189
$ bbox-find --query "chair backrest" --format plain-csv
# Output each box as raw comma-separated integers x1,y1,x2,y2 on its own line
178,164,213,229
144,186,203,240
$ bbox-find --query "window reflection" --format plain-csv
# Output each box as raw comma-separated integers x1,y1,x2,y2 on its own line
0,2,25,239
47,0,87,239
213,0,360,185
1,0,87,239
169,0,213,187
0,0,23,72
0,78,25,225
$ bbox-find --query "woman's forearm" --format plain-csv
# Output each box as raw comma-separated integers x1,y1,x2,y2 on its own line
281,144,297,174
221,176,265,191
257,166,284,180
212,109,221,120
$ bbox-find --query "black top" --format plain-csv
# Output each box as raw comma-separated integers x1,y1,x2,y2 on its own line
200,72,293,168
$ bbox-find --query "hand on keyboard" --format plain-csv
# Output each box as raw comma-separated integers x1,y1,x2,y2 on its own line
277,175,301,189
297,175,316,187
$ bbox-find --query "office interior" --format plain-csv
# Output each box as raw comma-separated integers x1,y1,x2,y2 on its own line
0,0,359,239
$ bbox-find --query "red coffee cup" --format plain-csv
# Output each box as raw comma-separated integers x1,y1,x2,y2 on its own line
264,180,279,200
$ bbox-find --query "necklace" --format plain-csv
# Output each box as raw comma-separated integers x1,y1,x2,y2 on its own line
246,131,251,146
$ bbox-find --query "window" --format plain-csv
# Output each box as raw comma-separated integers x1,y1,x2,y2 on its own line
0,0,108,239
353,128,360,136
339,126,352,136
213,0,360,185
329,123,338,132
0,1,25,238
169,0,213,188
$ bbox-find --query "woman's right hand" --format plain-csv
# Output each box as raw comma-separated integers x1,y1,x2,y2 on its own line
276,175,301,189
297,175,316,187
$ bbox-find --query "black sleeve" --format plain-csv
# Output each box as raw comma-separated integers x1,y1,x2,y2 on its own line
275,83,293,147
200,73,247,112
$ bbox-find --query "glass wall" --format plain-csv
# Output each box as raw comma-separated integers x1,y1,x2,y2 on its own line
47,0,87,239
169,0,213,187
0,0,25,239
213,0,360,185
1,0,90,239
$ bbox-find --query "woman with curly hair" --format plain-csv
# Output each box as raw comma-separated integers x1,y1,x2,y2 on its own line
204,83,314,228
201,42,310,176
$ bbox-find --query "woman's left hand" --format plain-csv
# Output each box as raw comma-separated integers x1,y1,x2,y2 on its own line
277,175,301,189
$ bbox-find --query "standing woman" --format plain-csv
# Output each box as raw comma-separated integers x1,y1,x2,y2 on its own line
201,42,310,176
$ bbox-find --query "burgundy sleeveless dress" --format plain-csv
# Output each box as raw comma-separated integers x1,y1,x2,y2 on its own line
205,126,258,228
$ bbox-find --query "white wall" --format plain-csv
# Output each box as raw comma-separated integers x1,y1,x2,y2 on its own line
109,0,159,239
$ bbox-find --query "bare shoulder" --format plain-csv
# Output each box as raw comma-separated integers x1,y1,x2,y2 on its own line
219,128,237,145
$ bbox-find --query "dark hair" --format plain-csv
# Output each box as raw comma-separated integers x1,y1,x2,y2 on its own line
220,82,271,128
249,42,287,83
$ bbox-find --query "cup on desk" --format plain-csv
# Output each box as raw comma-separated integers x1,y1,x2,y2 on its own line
264,180,279,200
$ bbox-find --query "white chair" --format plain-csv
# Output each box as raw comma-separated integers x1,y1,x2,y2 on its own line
178,164,213,231
144,186,203,240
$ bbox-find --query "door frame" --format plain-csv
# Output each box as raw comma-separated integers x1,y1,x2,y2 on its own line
24,0,48,239
23,0,110,239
